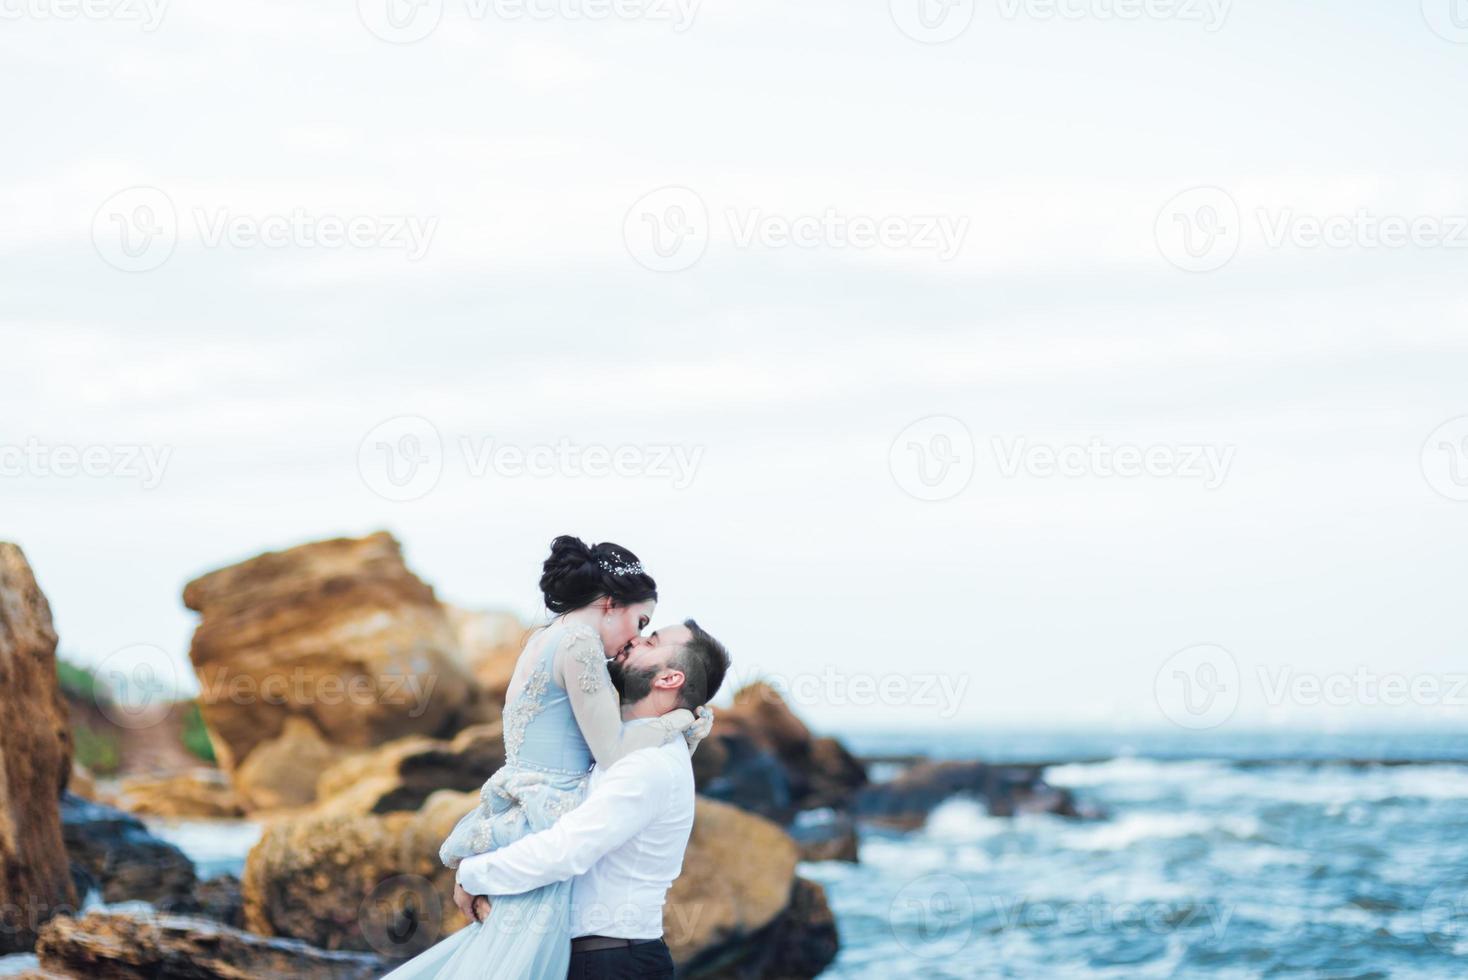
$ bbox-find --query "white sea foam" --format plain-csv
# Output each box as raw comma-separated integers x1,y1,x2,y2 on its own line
143,818,262,878
1045,757,1228,788
1060,811,1258,851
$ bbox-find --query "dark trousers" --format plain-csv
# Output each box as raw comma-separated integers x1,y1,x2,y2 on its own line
567,938,674,980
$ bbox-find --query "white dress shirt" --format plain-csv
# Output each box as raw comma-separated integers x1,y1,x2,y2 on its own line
456,718,696,940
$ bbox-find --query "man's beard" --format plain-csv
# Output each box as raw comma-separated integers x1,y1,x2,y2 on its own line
607,658,659,705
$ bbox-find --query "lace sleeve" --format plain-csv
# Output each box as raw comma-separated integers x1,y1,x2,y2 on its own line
554,626,695,766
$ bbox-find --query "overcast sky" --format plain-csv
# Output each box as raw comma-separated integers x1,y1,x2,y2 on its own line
3,0,1466,734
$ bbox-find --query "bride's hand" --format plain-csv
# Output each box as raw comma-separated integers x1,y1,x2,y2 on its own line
683,706,715,750
453,882,476,923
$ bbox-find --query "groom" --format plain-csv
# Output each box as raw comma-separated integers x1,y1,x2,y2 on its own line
454,619,731,979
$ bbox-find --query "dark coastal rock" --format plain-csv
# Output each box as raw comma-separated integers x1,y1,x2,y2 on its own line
695,684,867,823
183,532,489,810
0,543,79,953
854,760,1082,829
35,910,386,979
679,876,839,980
59,792,196,908
189,874,245,929
696,730,794,821
314,722,505,814
789,809,860,863
242,789,468,959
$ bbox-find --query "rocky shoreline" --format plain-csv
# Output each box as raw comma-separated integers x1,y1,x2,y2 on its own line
0,533,1088,979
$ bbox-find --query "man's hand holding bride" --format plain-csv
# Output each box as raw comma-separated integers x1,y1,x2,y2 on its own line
453,882,492,925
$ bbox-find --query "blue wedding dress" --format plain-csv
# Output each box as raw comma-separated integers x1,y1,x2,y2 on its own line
381,621,693,980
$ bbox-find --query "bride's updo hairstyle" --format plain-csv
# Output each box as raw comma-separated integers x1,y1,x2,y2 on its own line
538,535,658,613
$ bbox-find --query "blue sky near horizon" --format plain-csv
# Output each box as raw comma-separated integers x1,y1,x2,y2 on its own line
3,0,1467,734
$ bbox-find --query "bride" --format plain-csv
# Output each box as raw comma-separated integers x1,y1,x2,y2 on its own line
382,535,711,979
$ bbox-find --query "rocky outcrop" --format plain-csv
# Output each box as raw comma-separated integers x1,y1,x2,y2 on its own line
183,532,487,808
315,722,505,815
0,543,78,953
232,716,343,811
243,791,835,976
35,910,385,979
854,760,1082,829
696,684,868,823
446,607,528,706
666,799,836,978
243,788,469,961
788,809,860,863
115,768,245,819
60,793,196,908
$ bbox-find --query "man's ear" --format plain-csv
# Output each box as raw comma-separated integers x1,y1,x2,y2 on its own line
655,668,686,692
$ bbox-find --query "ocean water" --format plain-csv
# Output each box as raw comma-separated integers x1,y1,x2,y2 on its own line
6,732,1466,978
810,731,1468,978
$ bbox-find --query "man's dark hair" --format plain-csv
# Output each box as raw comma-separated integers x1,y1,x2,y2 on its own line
673,618,730,710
